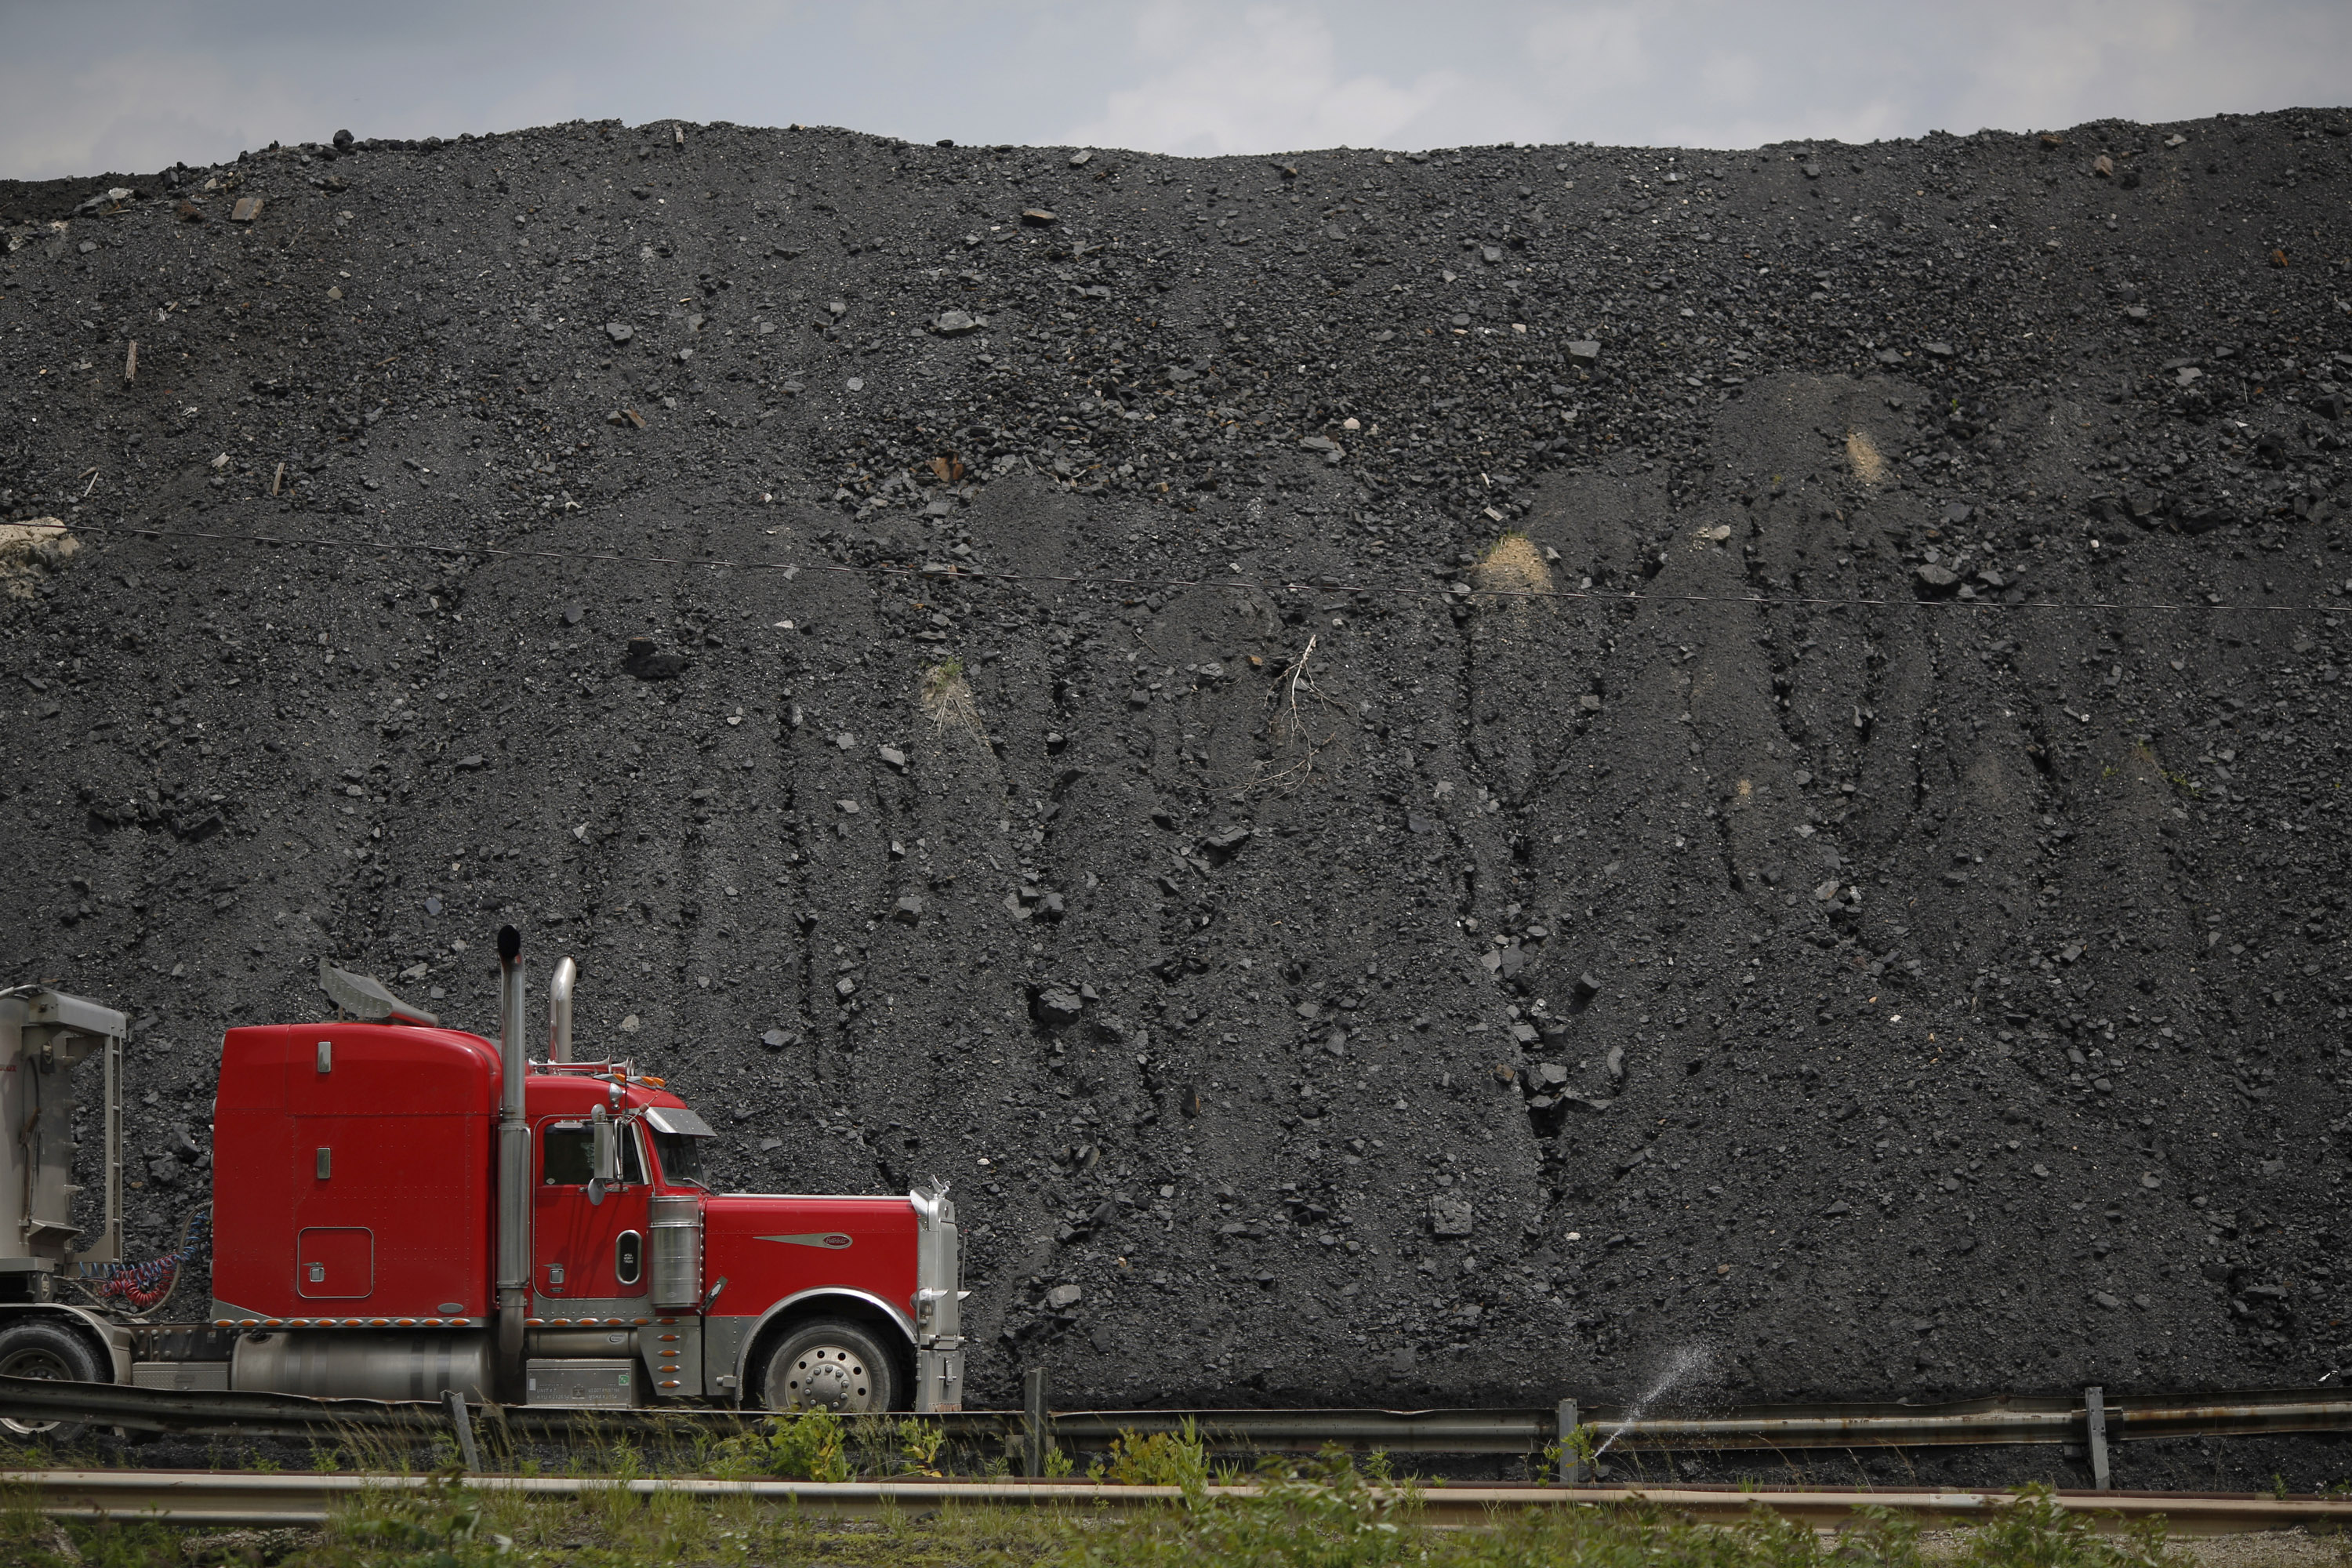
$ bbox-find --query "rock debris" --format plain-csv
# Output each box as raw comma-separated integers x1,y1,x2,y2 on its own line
2,109,2350,1411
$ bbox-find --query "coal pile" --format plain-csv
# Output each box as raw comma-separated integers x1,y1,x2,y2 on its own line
5,109,2352,1417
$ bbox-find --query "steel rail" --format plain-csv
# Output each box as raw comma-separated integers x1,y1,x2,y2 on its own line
10,1469,2352,1534
5,1377,2350,1454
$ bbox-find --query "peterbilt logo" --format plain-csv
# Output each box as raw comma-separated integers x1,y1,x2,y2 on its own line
758,1232,853,1250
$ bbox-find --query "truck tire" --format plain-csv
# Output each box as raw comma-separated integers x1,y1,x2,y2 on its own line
0,1319,107,1443
754,1318,899,1414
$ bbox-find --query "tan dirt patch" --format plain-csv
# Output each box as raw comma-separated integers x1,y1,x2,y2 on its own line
0,517,76,598
1846,430,1889,485
1472,532,1552,597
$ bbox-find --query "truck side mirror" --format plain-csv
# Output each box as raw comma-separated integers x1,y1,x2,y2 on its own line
589,1104,619,1206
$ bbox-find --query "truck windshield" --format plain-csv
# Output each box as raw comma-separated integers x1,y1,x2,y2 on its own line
650,1131,709,1189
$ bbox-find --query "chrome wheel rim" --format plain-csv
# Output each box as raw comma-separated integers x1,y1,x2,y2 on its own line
771,1343,877,1413
0,1345,77,1436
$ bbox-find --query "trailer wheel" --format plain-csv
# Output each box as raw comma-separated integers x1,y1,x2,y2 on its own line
0,1319,107,1443
754,1318,899,1415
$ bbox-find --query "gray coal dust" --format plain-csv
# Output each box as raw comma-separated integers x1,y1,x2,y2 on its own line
3,110,2350,1467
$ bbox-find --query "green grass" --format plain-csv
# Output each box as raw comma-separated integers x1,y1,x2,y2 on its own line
0,1450,2207,1568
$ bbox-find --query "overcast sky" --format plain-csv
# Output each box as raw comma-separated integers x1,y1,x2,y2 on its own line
5,0,2347,181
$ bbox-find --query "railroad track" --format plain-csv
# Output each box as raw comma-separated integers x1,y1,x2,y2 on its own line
10,1468,2352,1534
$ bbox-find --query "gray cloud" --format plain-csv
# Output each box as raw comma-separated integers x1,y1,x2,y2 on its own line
5,0,2345,180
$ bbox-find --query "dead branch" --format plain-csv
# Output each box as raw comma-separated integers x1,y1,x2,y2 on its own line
1234,634,1347,797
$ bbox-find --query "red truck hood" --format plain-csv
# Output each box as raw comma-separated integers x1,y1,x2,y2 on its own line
698,1192,920,1330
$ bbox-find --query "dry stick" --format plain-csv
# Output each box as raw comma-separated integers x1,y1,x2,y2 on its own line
1286,633,1317,720
123,341,136,383
271,463,285,498
1245,635,1341,797
1281,634,1352,719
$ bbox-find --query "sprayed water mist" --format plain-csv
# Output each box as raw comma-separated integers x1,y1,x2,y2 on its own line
1593,1342,1715,1460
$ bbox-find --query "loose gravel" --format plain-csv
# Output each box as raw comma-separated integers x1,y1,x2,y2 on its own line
5,109,2351,1421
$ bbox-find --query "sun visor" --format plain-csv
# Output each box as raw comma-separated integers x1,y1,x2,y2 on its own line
643,1105,717,1138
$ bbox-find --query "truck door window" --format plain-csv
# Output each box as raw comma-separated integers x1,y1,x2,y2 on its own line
648,1130,708,1189
542,1123,644,1186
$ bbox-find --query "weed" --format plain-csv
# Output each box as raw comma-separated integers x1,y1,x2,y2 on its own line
1103,1417,1210,1498
1953,1483,2188,1568
1838,1504,1926,1566
920,659,983,742
0,1465,2242,1568
1047,1446,1417,1566
325,1482,517,1568
1540,1421,1602,1478
710,1406,851,1483
897,1417,947,1476
837,1412,951,1478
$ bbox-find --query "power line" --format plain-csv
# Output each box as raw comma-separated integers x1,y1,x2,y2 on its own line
29,519,2334,619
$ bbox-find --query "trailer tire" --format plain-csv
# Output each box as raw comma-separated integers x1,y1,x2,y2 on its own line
753,1317,900,1415
0,1319,107,1443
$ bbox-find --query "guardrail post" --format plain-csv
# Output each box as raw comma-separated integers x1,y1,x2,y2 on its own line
1023,1367,1050,1479
445,1390,482,1472
1556,1398,1588,1483
2084,1385,2110,1490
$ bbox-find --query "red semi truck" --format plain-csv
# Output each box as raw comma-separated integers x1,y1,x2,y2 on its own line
0,930,966,1427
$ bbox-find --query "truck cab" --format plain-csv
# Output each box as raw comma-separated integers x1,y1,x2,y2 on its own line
206,1020,964,1413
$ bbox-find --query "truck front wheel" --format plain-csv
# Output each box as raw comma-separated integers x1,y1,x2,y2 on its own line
754,1318,898,1414
0,1319,107,1443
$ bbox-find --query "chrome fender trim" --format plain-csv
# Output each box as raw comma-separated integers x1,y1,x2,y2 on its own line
731,1287,916,1392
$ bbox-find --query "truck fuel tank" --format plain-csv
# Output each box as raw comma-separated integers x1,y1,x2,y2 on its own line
231,1329,493,1403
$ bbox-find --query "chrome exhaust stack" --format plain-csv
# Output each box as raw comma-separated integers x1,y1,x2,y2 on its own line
546,956,577,1063
494,926,531,1396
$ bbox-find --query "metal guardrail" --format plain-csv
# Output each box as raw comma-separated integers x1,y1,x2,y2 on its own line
1046,1391,2352,1454
4,1376,2349,1456
9,1469,2352,1534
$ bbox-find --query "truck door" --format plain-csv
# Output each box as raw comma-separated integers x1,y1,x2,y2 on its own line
532,1117,650,1309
